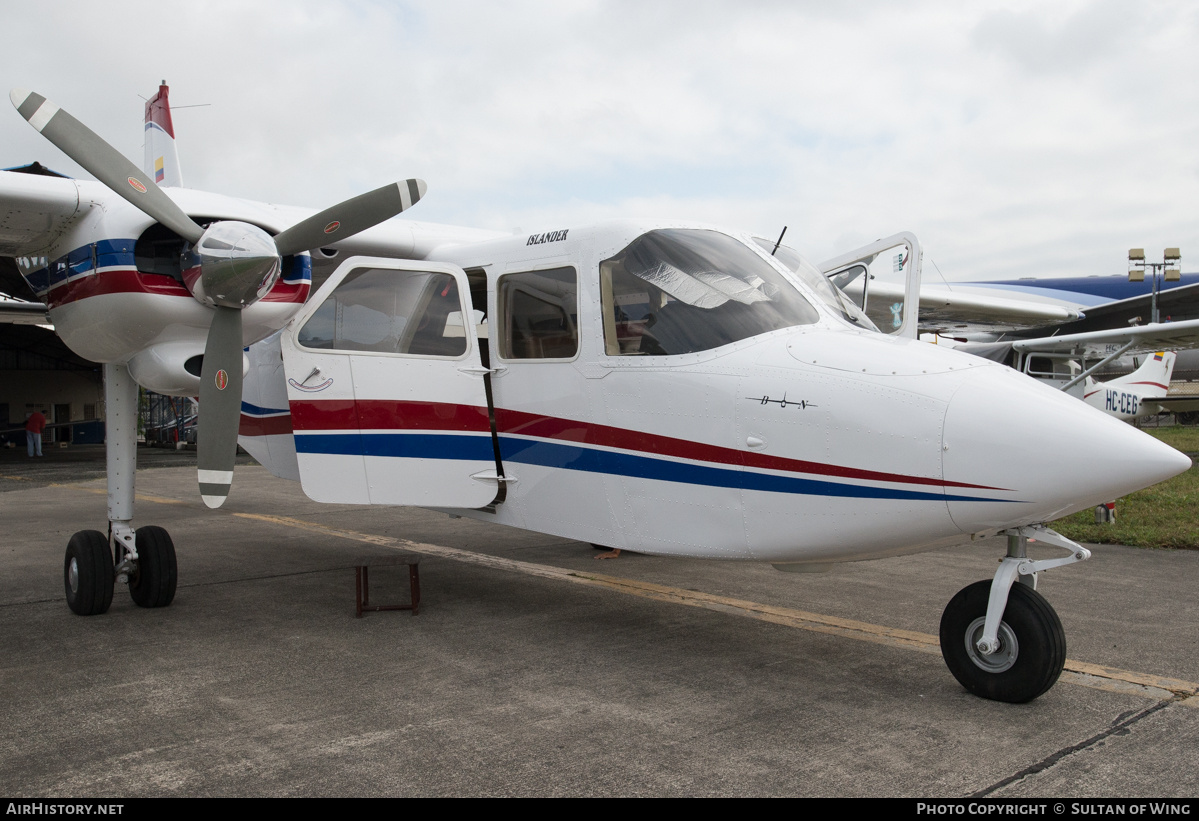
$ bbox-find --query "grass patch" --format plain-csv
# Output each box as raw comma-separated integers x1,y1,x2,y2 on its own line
1050,426,1199,549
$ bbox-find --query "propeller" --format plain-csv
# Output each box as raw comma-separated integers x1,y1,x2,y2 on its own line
11,88,427,508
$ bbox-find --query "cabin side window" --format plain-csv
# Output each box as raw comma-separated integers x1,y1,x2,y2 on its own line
497,267,578,360
296,266,468,357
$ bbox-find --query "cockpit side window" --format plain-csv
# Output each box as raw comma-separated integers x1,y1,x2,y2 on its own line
498,267,578,360
758,239,878,332
601,229,820,356
297,266,468,357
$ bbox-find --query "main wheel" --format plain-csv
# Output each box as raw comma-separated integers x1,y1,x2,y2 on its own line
64,530,114,616
940,580,1066,703
129,526,177,608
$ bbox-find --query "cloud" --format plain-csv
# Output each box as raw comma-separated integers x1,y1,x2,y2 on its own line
2,0,1197,280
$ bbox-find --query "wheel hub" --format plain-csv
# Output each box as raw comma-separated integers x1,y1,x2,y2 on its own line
965,616,1018,673
67,557,79,595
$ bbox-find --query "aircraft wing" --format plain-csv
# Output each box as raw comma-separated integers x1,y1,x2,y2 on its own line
306,219,507,290
1004,281,1199,338
844,279,1083,334
1009,318,1199,357
1158,395,1199,413
0,168,88,258
0,298,49,325
0,167,507,298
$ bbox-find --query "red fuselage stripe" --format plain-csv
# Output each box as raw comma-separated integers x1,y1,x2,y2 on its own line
287,399,1002,491
290,399,491,433
46,268,307,309
239,413,295,437
494,407,998,490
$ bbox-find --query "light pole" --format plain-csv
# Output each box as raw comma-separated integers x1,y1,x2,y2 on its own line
1128,247,1182,324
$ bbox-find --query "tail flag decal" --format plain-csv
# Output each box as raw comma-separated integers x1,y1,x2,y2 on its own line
143,81,183,187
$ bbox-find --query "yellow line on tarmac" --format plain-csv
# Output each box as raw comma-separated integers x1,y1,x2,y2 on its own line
232,511,1197,701
4,475,186,505
66,485,186,505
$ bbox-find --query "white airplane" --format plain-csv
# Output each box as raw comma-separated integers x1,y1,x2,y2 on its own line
1079,351,1199,421
775,236,1199,418
806,248,1199,340
0,85,1190,705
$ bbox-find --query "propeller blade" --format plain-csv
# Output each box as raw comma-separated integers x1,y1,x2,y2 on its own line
272,179,427,256
9,89,204,244
196,306,245,509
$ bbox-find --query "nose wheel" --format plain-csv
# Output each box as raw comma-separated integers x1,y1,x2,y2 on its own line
939,526,1085,702
940,580,1066,702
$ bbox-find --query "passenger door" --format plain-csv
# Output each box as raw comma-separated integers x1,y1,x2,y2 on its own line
280,257,500,507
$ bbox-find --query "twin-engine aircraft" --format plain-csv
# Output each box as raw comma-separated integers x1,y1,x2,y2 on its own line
0,85,1190,704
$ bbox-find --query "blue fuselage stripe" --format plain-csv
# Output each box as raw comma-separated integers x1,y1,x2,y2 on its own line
498,436,989,501
296,432,494,461
24,239,312,296
294,431,1011,502
22,239,137,296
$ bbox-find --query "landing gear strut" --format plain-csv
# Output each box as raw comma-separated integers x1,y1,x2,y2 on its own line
940,526,1089,702
64,363,177,615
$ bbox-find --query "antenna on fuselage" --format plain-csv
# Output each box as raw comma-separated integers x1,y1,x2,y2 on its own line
771,226,788,256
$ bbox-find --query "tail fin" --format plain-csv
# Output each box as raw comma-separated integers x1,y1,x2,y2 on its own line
1109,351,1176,393
143,80,183,187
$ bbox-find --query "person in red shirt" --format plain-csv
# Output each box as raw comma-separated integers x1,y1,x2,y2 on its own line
25,410,46,457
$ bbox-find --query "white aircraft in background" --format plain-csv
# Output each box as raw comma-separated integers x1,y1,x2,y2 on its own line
1080,351,1199,421
0,85,1190,704
780,244,1199,415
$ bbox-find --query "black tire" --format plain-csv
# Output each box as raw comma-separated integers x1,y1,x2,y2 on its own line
64,530,114,616
129,526,177,608
591,543,638,555
939,580,1066,703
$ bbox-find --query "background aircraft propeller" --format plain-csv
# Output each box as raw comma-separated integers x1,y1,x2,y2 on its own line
10,88,427,507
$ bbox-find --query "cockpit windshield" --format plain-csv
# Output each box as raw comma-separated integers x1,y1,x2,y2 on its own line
601,229,820,356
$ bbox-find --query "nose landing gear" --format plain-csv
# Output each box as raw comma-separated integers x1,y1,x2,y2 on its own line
940,526,1089,702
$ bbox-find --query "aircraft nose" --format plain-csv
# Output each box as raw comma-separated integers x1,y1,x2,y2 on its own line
941,366,1191,533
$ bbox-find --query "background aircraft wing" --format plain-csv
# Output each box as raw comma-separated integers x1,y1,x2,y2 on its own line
843,279,1083,334
1010,282,1199,337
1157,395,1199,413
1009,318,1199,357
913,285,1081,333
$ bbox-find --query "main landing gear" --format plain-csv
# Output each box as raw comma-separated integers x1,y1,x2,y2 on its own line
940,526,1089,702
64,526,177,616
64,362,177,616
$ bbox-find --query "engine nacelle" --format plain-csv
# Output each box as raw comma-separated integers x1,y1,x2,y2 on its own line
181,221,280,309
127,340,248,396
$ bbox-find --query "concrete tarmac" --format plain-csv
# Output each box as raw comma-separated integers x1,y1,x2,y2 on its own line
1,447,1197,797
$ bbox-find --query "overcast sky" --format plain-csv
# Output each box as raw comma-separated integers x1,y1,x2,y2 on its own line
3,0,1196,281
